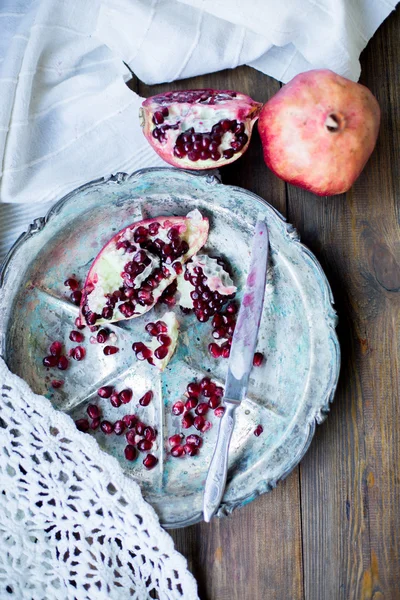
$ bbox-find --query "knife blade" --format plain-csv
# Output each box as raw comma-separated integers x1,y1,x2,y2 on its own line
203,218,269,522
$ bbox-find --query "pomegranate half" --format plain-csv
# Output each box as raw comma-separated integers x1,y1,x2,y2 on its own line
140,89,262,169
80,210,209,325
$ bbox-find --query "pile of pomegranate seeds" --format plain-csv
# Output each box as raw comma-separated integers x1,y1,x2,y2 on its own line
132,320,171,365
169,377,226,457
42,340,69,373
183,261,235,324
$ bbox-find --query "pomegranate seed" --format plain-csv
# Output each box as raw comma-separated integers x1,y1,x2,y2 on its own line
71,346,85,361
122,414,137,429
154,346,168,360
119,389,133,404
43,355,58,368
223,148,234,159
226,302,237,314
212,327,227,340
222,345,231,358
186,434,203,448
208,343,222,358
196,402,209,416
201,421,212,433
144,426,157,442
143,454,158,470
194,415,205,431
212,314,224,329
200,377,211,390
203,382,216,398
57,356,69,370
172,261,183,274
102,306,113,320
171,444,185,457
172,401,185,415
182,413,194,429
139,391,153,406
183,443,198,456
97,329,109,343
64,277,79,290
87,404,100,419
214,386,224,397
49,341,62,357
157,334,171,346
254,424,264,437
135,346,152,361
135,421,146,436
214,406,225,418
253,352,264,367
90,417,101,430
114,420,126,436
185,397,198,410
75,418,89,432
145,322,158,336
104,345,119,355
125,445,137,461
90,324,99,332
169,433,184,446
70,290,82,305
74,317,85,330
69,330,84,343
148,222,160,235
100,420,114,434
110,393,122,408
138,439,153,452
51,379,64,388
156,321,168,333
97,386,114,398
208,395,221,409
186,382,201,397
126,430,136,444
132,341,146,353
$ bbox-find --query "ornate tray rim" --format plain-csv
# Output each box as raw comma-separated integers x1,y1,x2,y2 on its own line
0,167,341,524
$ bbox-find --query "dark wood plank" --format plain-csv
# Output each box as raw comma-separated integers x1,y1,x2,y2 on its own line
285,10,400,600
135,66,304,600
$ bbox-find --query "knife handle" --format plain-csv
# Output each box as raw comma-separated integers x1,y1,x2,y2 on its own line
203,402,236,522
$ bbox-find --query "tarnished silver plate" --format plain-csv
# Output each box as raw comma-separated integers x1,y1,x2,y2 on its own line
0,168,340,528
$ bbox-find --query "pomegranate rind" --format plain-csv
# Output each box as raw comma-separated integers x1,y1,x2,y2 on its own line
258,69,380,196
140,89,262,170
80,210,209,325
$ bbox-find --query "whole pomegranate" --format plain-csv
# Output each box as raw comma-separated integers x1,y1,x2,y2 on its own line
140,89,262,169
258,70,380,196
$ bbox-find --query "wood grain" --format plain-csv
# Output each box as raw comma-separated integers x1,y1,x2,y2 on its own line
286,9,400,600
128,13,400,597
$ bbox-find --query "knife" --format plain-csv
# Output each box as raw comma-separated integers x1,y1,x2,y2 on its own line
203,218,269,522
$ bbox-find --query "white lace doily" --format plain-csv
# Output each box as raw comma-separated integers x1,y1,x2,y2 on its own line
0,357,199,600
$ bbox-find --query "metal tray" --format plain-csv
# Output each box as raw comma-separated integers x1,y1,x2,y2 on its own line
0,168,340,528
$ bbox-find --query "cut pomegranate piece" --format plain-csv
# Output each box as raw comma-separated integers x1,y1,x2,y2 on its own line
254,424,264,437
140,89,262,169
87,404,100,419
125,445,137,461
75,418,89,432
172,401,185,415
177,254,236,322
80,210,209,325
143,454,158,470
49,341,62,357
169,433,184,447
132,312,179,371
139,390,153,406
171,444,185,457
253,352,264,367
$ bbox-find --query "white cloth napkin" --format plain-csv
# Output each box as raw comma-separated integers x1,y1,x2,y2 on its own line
0,0,397,261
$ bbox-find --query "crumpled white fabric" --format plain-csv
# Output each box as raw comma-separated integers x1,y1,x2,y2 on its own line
0,357,199,600
0,0,397,261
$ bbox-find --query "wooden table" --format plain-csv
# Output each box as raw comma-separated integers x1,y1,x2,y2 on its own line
130,9,400,599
